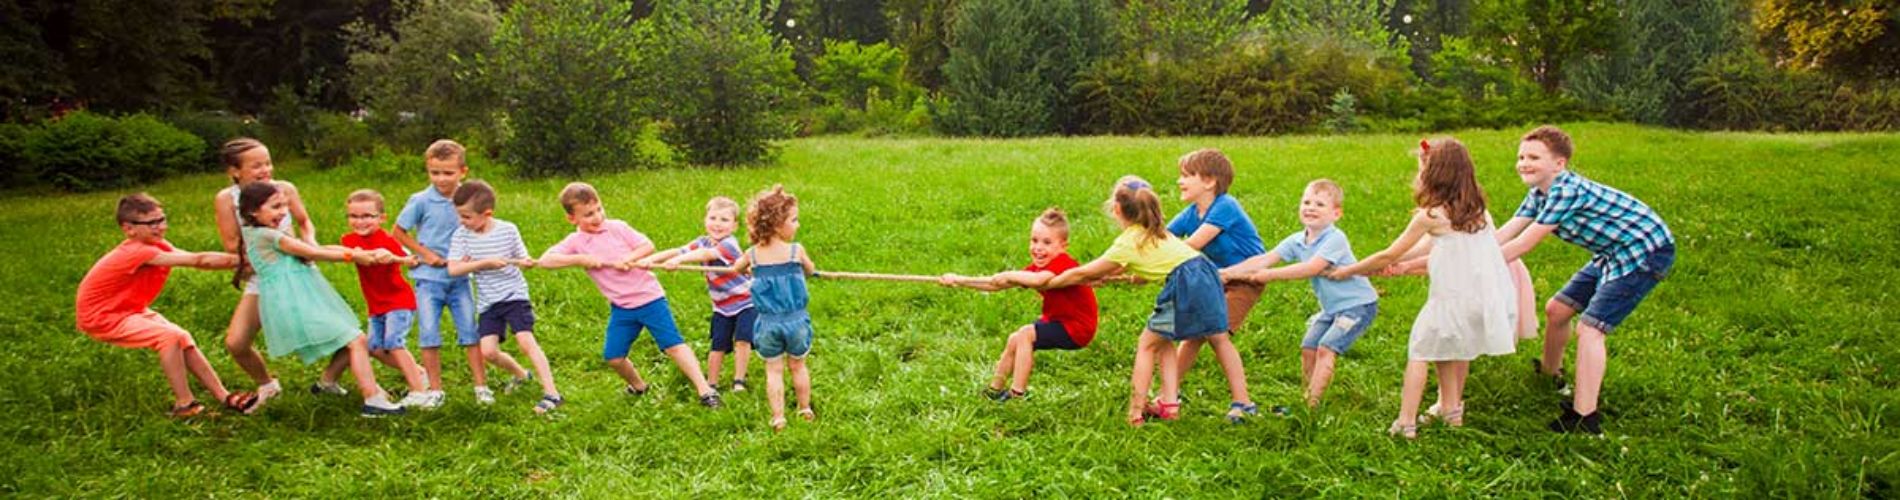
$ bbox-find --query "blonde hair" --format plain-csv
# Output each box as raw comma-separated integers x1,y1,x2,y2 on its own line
746,185,798,245
1305,179,1344,208
706,196,740,218
558,182,600,214
1178,148,1235,195
426,139,467,166
1035,206,1069,240
1104,175,1167,249
346,189,385,213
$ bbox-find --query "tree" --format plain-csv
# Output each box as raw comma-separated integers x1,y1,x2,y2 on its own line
347,0,501,148
937,0,1113,136
646,0,799,165
1569,0,1747,125
488,0,646,176
884,0,957,89
1471,0,1620,93
1756,0,1900,80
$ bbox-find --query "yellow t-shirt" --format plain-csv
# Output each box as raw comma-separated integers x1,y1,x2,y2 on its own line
1101,226,1201,281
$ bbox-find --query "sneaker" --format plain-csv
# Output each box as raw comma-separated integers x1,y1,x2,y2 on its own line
397,392,432,409
424,390,446,409
982,386,1007,401
310,381,349,397
624,383,650,397
360,394,406,418
1548,402,1603,435
533,394,564,415
993,389,1027,403
1532,359,1572,397
503,373,532,395
474,386,496,405
731,379,748,393
256,379,283,405
1226,402,1259,423
699,392,724,409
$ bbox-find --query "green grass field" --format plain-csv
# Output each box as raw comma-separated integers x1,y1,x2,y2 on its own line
2,124,1895,496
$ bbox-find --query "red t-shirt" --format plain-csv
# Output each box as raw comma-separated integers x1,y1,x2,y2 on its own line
1028,253,1099,346
75,239,172,333
341,228,418,315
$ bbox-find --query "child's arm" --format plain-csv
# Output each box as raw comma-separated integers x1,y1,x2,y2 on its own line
1181,224,1223,250
390,226,444,267
1499,223,1557,263
940,273,1007,291
1250,257,1331,283
1219,253,1282,282
214,192,242,254
280,182,318,244
1328,212,1433,279
796,246,817,276
1042,257,1124,289
638,246,685,267
657,247,725,269
147,250,240,270
1495,215,1534,245
536,250,605,270
728,252,752,276
447,257,511,276
277,237,388,266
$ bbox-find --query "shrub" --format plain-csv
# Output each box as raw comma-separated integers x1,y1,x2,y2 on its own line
646,0,798,165
937,0,1113,136
488,0,647,177
162,111,265,165
347,0,502,151
16,112,206,192
306,112,375,168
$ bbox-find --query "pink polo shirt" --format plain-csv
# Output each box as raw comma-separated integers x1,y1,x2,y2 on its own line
547,220,666,309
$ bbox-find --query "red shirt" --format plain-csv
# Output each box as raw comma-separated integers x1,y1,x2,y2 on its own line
341,228,418,315
75,239,172,333
1028,253,1099,346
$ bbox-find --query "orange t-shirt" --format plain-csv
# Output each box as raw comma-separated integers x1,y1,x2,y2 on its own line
75,239,172,333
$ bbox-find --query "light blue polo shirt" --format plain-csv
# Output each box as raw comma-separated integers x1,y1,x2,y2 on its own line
395,186,464,283
1272,225,1379,314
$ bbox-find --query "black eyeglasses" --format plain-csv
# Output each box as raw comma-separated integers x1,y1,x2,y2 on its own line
126,216,167,227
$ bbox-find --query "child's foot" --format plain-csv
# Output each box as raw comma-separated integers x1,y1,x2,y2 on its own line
474,386,496,405
981,386,1006,401
360,393,405,418
423,390,446,409
169,400,206,419
993,389,1027,403
770,416,788,432
310,381,349,397
397,392,433,409
503,373,532,395
624,383,650,397
699,392,724,409
1387,419,1418,439
1225,401,1259,424
731,379,748,393
1548,403,1603,435
221,391,260,415
1532,358,1572,397
533,394,564,415
1419,403,1465,427
1142,398,1181,421
797,407,816,422
1269,405,1293,417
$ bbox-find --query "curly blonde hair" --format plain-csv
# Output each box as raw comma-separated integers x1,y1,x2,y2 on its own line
746,185,798,245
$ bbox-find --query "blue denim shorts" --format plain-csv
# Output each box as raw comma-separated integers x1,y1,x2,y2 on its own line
1554,245,1675,334
754,312,814,360
604,298,686,360
367,309,416,351
414,278,477,348
1301,302,1378,355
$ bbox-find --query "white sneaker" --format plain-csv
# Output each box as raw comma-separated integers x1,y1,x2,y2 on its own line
255,379,283,407
398,392,432,409
424,390,446,409
474,386,496,405
360,393,406,418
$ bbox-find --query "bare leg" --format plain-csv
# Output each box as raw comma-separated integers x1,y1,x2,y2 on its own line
1542,299,1576,375
1306,348,1339,407
1206,334,1251,405
765,357,787,424
1442,360,1469,422
990,327,1029,390
733,341,752,382
607,358,648,389
1573,325,1608,415
157,343,194,406
1300,348,1317,385
1128,332,1161,422
706,350,726,387
223,294,272,385
790,357,812,416
320,350,349,385
1009,329,1036,393
183,345,230,401
1173,337,1207,381
478,337,527,379
1397,360,1430,426
385,348,427,393
663,344,715,395
343,336,386,400
420,347,444,391
1157,335,1180,406
465,345,489,387
512,332,559,397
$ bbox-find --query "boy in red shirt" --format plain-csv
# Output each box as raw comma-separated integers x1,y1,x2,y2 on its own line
341,190,432,408
76,193,258,417
940,208,1100,402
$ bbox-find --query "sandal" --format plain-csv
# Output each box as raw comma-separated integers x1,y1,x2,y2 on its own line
1142,398,1181,421
797,408,816,422
169,401,206,419
731,379,748,393
624,383,650,397
699,392,724,409
221,391,260,415
1419,403,1465,427
1226,401,1259,424
770,416,788,432
533,394,564,415
1387,419,1418,439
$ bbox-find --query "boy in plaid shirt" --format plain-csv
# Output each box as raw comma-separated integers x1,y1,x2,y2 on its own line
1499,125,1676,435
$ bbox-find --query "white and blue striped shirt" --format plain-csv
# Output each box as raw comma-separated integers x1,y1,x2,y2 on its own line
449,219,532,312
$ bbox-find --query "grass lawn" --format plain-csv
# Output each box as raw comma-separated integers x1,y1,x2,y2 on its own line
1,123,1895,496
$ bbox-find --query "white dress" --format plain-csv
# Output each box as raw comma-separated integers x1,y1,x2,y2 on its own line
1409,213,1519,361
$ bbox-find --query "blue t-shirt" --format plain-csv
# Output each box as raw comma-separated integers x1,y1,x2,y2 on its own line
1167,194,1266,268
1271,225,1379,314
395,186,464,283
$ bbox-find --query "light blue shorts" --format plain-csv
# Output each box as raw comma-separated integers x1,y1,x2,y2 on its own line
1302,302,1379,355
367,309,416,351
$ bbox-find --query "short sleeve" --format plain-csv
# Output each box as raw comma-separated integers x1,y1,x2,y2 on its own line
509,226,530,259
1202,197,1246,231
382,235,409,257
1513,192,1541,219
686,236,709,252
715,238,743,262
447,228,469,260
1314,233,1354,265
1166,207,1197,238
395,195,423,231
548,231,581,256
614,223,653,254
120,242,165,273
1101,234,1136,266
1533,183,1582,226
1270,233,1300,262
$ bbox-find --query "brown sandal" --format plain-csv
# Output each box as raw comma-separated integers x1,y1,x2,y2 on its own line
222,391,260,415
169,401,206,419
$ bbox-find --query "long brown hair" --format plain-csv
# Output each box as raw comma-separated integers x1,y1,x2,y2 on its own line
1104,175,1167,248
1413,138,1489,233
229,181,280,290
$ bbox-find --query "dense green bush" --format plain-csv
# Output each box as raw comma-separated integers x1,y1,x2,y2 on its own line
937,0,1113,136
488,0,647,177
306,112,375,168
0,122,29,188
347,0,502,152
646,0,798,165
8,112,207,192
1076,38,1408,135
1683,52,1900,132
802,40,931,136
162,111,265,164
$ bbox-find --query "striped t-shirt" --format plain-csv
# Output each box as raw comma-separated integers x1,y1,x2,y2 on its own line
448,219,532,312
687,235,753,316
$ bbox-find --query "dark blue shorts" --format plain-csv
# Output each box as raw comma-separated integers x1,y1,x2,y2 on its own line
1031,320,1083,350
710,308,758,353
476,300,535,341
1554,245,1674,334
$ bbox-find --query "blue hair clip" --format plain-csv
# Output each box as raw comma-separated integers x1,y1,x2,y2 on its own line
1123,180,1151,191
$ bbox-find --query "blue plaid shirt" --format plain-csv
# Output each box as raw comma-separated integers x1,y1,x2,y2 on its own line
1514,171,1674,280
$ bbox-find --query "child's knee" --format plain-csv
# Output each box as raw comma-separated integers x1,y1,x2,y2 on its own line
1545,299,1575,320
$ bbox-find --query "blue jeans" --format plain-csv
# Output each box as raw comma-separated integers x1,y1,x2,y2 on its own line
1300,302,1379,355
414,278,477,347
367,309,416,351
1554,245,1675,334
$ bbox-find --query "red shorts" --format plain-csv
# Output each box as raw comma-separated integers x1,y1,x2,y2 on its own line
85,311,196,351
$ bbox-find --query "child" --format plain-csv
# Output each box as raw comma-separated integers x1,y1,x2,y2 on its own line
643,196,756,393
213,138,320,406
340,189,433,408
1327,138,1516,439
1220,179,1380,409
539,183,723,408
1497,125,1675,435
938,207,1099,402
233,182,408,417
76,193,259,417
728,185,817,431
1044,176,1255,425
1166,150,1268,396
444,180,564,413
392,139,476,406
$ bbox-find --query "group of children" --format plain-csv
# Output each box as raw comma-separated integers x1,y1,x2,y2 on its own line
77,125,1673,436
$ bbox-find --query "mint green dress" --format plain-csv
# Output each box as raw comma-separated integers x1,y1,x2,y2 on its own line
245,227,360,364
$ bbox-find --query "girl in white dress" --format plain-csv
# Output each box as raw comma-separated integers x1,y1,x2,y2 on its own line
1329,138,1517,439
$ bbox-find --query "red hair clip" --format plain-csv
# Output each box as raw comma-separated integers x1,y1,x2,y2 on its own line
1419,139,1431,155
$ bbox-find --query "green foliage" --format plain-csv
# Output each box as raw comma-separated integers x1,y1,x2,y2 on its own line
1327,89,1361,133
347,0,503,152
160,111,267,165
884,0,958,89
937,0,1113,136
1756,0,1900,80
1258,0,1398,51
646,0,799,165
488,0,649,177
1682,51,1900,131
10,112,208,192
1470,0,1620,93
812,41,912,110
1569,0,1748,126
1075,37,1408,135
306,112,375,168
